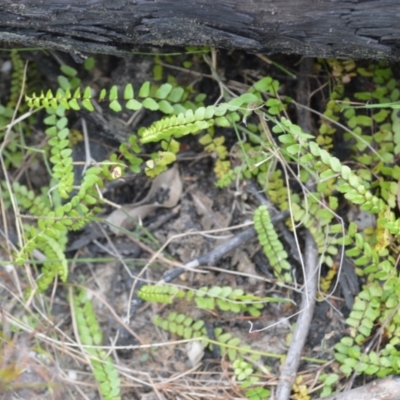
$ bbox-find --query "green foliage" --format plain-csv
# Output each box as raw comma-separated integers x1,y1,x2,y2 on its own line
318,373,339,398
0,49,37,169
138,284,186,304
332,280,400,378
140,102,240,143
154,312,206,341
316,59,356,151
343,63,400,166
345,283,383,344
44,106,74,198
72,289,121,400
244,387,271,400
199,128,230,179
307,61,400,396
253,205,292,282
290,194,339,267
25,79,199,116
138,284,287,317
7,49,25,107
1,180,68,290
154,312,273,392
9,163,105,291
141,284,287,396
7,50,400,398
2,181,51,216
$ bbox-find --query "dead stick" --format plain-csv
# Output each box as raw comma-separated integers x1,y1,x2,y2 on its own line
275,231,318,400
316,376,400,400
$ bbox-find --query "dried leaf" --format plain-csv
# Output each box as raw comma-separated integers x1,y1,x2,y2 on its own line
186,341,205,367
191,192,214,230
106,165,182,235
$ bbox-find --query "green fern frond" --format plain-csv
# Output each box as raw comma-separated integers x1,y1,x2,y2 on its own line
290,194,338,267
345,283,382,344
35,233,68,291
215,166,241,188
333,258,400,378
316,59,356,151
14,164,103,288
138,284,286,317
138,284,185,304
194,286,273,316
253,205,292,282
7,49,25,108
343,222,381,277
44,107,74,199
199,128,230,179
154,311,276,394
154,312,206,341
140,91,262,144
1,181,51,216
25,80,192,114
277,119,388,214
73,289,121,400
261,169,288,208
140,106,235,144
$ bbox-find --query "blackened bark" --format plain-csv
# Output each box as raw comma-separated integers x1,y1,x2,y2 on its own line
0,1,399,61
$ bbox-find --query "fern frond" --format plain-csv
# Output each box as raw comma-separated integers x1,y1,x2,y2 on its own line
8,49,25,108
262,169,288,208
154,310,279,393
138,284,285,317
290,194,338,267
253,205,292,282
154,312,206,341
73,289,121,400
140,92,261,144
194,286,273,316
1,181,51,216
316,59,356,151
138,284,185,304
199,129,230,179
44,107,74,199
140,106,235,144
36,233,68,291
335,283,400,378
345,283,382,344
277,119,388,214
26,80,193,114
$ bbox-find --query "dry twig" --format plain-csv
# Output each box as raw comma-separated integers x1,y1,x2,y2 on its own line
316,376,400,400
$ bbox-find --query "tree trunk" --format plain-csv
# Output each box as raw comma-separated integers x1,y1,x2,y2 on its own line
1,0,399,61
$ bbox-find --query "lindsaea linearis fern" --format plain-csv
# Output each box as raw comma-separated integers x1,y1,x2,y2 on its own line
138,284,285,397
17,73,282,292
9,53,400,397
72,288,121,400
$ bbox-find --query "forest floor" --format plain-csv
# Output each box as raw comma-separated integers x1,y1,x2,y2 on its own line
0,48,395,400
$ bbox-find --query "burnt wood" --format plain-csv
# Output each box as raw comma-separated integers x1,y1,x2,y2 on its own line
1,1,400,60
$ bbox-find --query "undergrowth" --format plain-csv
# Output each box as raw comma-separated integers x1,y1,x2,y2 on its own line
1,48,400,399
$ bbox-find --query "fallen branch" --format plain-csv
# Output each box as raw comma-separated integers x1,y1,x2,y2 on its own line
275,231,319,400
316,376,400,400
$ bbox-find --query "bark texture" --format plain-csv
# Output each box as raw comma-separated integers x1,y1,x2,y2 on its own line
317,376,400,400
1,1,400,61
